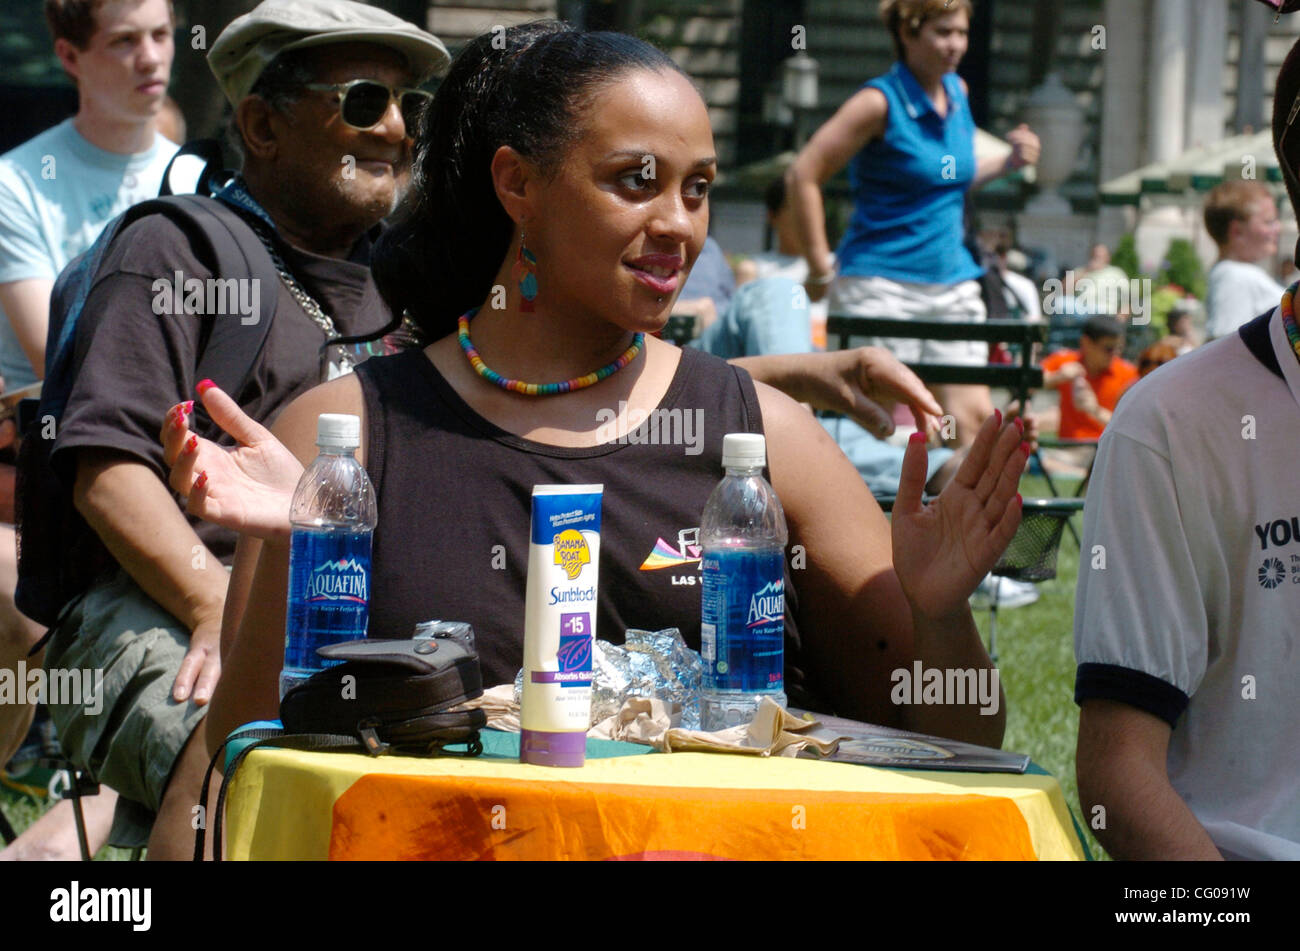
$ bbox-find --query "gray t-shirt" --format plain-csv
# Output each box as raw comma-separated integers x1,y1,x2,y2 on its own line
53,206,393,571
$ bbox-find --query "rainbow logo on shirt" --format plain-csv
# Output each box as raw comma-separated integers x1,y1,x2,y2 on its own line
639,527,702,571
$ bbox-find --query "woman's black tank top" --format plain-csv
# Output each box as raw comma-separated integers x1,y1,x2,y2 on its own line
354,346,818,704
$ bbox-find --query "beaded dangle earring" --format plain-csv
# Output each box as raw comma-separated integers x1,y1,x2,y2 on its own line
513,226,539,313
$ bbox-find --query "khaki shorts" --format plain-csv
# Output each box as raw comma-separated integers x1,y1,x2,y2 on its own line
44,569,207,847
829,275,988,366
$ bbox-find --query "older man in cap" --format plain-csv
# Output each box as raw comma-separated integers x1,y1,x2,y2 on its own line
32,0,446,859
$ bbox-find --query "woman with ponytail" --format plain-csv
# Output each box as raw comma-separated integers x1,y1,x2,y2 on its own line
786,0,1040,450
174,22,1026,749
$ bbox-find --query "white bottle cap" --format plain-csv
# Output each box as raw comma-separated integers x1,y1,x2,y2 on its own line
721,432,766,469
316,413,360,449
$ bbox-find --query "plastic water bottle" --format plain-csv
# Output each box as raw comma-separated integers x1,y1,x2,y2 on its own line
280,414,378,698
699,432,788,731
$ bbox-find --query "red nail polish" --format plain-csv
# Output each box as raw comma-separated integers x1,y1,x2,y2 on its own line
184,400,194,415
1016,492,1023,505
172,414,186,431
909,431,926,444
196,379,215,395
1015,416,1024,433
1020,441,1031,456
994,409,1003,427
185,434,197,454
195,471,208,491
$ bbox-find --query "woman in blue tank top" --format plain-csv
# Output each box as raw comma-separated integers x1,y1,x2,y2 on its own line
786,0,1038,448
164,22,1033,751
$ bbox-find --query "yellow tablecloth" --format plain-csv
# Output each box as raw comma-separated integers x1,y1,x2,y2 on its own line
225,733,1086,860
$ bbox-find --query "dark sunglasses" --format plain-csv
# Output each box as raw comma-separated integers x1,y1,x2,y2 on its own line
303,80,432,132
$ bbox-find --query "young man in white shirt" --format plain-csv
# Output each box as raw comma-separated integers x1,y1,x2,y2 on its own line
1202,181,1285,341
1074,43,1300,860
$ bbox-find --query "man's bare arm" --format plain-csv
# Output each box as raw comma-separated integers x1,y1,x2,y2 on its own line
73,449,229,702
1076,698,1223,860
0,279,52,380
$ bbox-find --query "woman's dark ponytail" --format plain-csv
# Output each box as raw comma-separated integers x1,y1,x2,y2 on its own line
373,21,687,341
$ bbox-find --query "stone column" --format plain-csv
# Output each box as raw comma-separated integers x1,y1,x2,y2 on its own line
1234,0,1270,133
1147,0,1187,164
1185,0,1227,148
1097,0,1148,246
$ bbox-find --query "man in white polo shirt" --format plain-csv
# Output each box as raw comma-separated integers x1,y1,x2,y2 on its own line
1073,34,1300,860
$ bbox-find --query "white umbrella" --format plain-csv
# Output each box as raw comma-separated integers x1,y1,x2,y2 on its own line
1100,130,1281,205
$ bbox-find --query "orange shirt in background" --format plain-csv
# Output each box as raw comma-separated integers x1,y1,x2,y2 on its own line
1041,349,1139,439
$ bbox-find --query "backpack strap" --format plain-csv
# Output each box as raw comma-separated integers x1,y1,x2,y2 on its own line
158,139,231,199
44,196,279,416
146,195,280,404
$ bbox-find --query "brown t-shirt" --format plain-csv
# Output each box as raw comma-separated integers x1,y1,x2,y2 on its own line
52,204,393,568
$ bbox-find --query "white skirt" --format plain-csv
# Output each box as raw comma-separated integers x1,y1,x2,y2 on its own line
828,275,988,367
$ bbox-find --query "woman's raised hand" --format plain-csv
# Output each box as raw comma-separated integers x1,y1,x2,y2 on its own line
160,381,303,539
890,410,1027,620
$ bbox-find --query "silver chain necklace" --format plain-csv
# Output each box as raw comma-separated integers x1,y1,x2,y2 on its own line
250,227,340,340
248,226,356,377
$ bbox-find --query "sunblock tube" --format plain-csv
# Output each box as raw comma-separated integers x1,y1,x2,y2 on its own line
519,484,603,767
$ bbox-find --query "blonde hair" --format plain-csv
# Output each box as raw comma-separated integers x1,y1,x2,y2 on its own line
880,0,974,60
1203,181,1273,247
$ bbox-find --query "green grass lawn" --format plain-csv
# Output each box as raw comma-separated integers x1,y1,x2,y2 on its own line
980,473,1106,860
4,472,1104,860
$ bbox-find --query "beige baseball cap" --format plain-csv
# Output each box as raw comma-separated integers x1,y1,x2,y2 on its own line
208,0,450,105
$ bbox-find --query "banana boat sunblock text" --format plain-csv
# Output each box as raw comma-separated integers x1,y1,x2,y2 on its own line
519,484,603,767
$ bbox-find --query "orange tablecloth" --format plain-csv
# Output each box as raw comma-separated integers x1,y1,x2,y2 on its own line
225,730,1086,860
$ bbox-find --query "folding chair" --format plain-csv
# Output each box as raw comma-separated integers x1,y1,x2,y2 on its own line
825,315,1080,544
982,497,1084,660
1034,436,1100,500
875,496,1083,661
2,712,145,860
825,315,1048,413
0,711,100,860
0,802,16,845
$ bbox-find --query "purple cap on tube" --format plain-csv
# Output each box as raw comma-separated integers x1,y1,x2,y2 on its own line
520,728,587,767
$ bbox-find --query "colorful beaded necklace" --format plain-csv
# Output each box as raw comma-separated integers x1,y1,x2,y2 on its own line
1282,281,1300,367
457,307,645,396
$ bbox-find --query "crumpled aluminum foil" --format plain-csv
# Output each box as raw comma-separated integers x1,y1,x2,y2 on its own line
513,628,703,730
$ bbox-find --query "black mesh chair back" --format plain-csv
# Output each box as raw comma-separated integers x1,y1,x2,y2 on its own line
994,498,1085,582
874,496,1083,661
